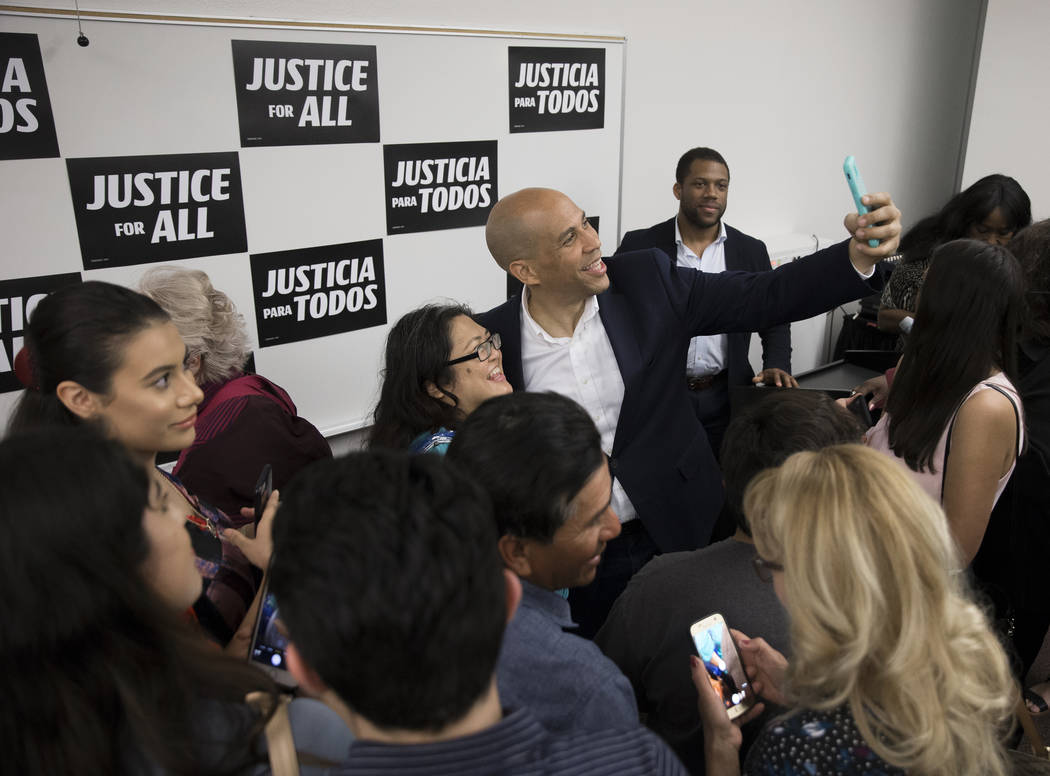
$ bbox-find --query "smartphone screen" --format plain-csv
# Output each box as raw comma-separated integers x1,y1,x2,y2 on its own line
690,613,754,719
253,464,273,527
248,585,296,688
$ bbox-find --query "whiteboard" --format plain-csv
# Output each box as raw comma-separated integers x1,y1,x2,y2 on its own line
0,10,624,434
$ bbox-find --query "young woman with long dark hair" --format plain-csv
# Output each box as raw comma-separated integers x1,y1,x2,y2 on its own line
10,281,266,647
369,303,511,453
866,239,1025,564
0,428,351,774
0,428,276,773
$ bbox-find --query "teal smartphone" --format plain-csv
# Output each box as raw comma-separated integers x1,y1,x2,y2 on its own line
843,155,880,248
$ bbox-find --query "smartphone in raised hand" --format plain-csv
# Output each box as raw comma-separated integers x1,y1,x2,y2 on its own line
690,613,755,720
843,155,880,248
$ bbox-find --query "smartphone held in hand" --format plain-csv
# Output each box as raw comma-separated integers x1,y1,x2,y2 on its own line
843,155,881,248
690,613,755,720
253,463,273,527
248,578,297,689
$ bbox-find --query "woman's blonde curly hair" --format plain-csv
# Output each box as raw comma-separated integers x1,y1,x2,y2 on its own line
745,443,1016,776
139,266,251,385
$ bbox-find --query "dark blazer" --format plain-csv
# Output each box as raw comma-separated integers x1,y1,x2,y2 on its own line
616,217,790,384
477,242,877,553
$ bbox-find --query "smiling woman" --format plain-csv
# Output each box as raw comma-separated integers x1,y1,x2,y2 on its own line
8,282,264,647
369,302,512,453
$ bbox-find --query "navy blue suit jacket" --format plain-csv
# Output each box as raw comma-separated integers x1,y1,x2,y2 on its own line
477,241,878,552
616,217,791,385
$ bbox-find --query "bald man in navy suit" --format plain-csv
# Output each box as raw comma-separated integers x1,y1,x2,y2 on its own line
477,185,900,636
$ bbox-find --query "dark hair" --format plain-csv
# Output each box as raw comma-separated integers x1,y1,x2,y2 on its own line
0,428,274,773
447,392,603,542
8,281,170,435
270,450,505,731
720,391,864,534
899,174,1031,263
886,239,1023,471
675,147,730,184
1008,219,1050,343
369,303,475,449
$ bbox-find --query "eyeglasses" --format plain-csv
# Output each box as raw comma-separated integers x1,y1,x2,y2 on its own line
752,556,784,584
446,332,502,366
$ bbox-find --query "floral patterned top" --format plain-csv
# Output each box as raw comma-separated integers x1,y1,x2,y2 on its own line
744,705,905,775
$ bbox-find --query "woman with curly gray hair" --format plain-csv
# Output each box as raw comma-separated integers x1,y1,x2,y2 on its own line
140,266,330,518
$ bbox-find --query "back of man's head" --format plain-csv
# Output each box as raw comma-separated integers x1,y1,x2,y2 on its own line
447,391,603,542
270,450,506,731
720,390,863,535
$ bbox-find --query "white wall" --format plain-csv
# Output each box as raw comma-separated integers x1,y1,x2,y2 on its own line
962,0,1049,218
2,0,986,441
5,0,984,236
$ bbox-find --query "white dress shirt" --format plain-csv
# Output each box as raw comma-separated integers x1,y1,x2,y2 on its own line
675,217,729,377
518,289,638,524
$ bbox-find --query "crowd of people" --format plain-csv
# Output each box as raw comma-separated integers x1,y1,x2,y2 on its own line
4,148,1049,775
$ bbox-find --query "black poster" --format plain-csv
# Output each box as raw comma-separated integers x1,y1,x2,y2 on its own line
506,216,600,298
250,239,387,347
0,272,83,393
384,140,497,235
65,152,248,269
508,47,605,133
0,33,60,160
231,40,380,147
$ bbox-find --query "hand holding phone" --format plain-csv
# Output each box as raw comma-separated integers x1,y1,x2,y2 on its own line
253,464,273,527
690,613,755,719
843,155,880,248
845,392,874,428
248,580,297,689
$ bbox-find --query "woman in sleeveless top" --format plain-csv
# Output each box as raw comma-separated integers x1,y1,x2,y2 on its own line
866,239,1025,564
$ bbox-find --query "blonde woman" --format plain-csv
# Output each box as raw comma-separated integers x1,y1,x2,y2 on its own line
695,444,1016,776
140,267,331,519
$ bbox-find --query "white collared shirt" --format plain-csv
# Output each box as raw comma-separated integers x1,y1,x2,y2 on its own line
675,217,729,377
518,289,638,524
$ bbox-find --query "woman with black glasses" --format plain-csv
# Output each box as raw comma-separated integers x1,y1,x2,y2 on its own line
370,303,512,454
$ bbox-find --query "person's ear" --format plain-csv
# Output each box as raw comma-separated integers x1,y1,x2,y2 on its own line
502,568,522,624
285,642,328,697
497,533,533,579
425,380,454,405
55,380,103,421
673,181,682,202
508,259,539,287
187,353,203,381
